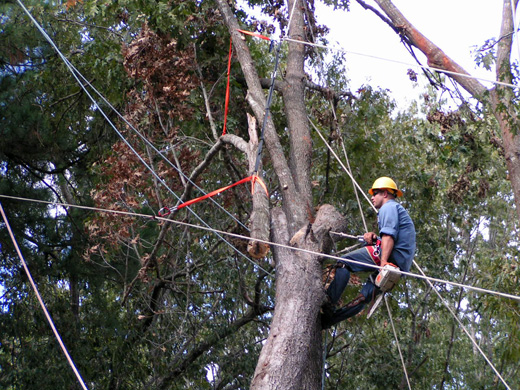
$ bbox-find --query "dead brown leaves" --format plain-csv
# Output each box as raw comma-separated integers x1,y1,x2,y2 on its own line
122,23,199,137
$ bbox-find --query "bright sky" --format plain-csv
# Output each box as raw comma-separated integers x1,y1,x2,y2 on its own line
315,0,511,109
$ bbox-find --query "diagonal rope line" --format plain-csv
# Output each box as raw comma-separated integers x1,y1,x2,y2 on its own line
2,194,520,303
15,0,269,276
340,137,368,232
329,100,369,232
308,117,377,213
385,294,412,390
283,37,520,91
0,202,89,390
285,0,299,39
512,0,520,67
413,260,512,390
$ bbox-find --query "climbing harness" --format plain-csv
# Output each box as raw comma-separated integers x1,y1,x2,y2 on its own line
331,231,382,264
366,238,382,264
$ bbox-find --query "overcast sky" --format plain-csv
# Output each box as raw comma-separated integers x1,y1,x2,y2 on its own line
315,0,511,109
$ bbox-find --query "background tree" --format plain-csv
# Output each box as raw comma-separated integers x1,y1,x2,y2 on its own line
0,0,519,389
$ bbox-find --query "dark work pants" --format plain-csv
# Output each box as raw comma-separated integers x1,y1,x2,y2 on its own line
325,246,380,325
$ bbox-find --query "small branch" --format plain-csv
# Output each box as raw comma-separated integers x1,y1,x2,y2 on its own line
194,44,220,141
182,138,226,199
221,133,248,153
304,79,355,102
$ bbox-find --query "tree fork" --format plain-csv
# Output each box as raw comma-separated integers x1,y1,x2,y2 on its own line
215,0,307,235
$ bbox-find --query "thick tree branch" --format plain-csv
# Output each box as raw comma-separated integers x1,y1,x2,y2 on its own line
304,79,355,102
372,0,488,98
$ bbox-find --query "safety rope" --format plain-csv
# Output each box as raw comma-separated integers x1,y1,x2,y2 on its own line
329,101,369,232
0,202,89,390
285,0,299,40
511,1,520,74
2,194,520,303
384,295,412,390
340,138,369,232
308,117,377,213
222,38,233,136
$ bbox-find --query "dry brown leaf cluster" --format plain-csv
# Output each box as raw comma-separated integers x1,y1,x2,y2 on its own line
122,23,199,138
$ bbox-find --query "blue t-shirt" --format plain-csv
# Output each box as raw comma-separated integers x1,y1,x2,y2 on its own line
378,199,416,272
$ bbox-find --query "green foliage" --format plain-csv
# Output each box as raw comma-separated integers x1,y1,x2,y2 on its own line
1,1,519,389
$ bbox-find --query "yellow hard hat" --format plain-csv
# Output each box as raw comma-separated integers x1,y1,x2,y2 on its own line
368,177,403,197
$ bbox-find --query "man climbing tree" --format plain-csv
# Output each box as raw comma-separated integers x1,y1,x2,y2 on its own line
322,177,416,328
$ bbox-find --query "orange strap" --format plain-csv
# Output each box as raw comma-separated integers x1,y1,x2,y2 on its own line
237,29,271,41
251,174,268,197
159,175,268,217
222,38,233,136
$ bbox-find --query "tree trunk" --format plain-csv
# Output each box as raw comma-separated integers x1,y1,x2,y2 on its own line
372,0,520,222
214,1,349,388
251,205,346,390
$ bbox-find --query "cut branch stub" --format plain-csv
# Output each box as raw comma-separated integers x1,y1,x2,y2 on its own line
289,204,347,256
246,113,270,259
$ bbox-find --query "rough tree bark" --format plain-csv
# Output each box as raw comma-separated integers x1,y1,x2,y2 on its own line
371,0,520,221
214,0,348,388
251,205,346,390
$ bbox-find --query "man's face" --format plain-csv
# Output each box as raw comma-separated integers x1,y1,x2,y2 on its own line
371,189,386,209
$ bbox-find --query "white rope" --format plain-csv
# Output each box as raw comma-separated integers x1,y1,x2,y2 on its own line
385,294,412,390
283,37,520,91
0,202,89,390
308,117,378,213
413,261,512,390
285,0,299,39
512,0,520,66
340,138,369,232
328,100,369,232
2,194,520,303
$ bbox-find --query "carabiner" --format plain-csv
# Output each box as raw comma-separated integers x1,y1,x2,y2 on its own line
158,207,171,217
